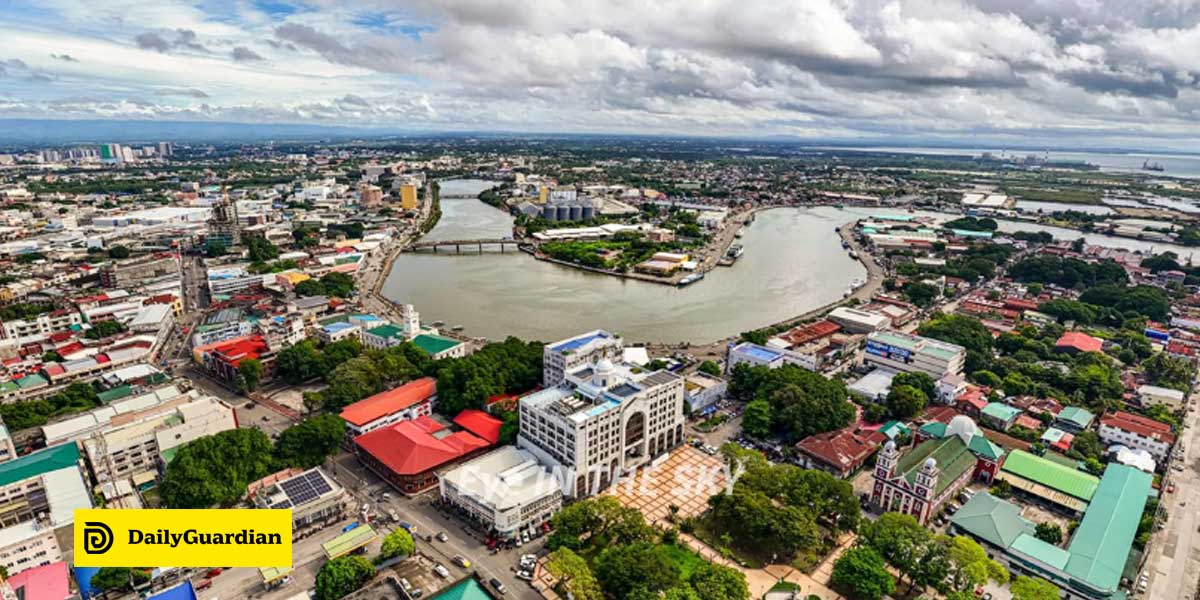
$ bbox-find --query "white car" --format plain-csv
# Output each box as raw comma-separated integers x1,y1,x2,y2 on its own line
433,565,450,579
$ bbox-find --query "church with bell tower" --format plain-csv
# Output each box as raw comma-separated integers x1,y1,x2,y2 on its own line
871,416,1004,525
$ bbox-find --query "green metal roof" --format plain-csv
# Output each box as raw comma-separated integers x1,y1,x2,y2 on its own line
432,579,495,600
968,435,1005,461
412,333,462,356
0,443,79,487
98,384,134,403
16,374,47,389
1011,533,1070,569
982,403,1021,421
919,422,947,438
366,323,405,339
1002,450,1099,501
1065,464,1153,593
950,492,1033,549
322,524,379,559
1057,406,1095,428
897,436,979,497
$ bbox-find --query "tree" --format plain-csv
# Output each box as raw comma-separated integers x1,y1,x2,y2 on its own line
380,529,415,560
892,371,936,399
91,567,151,593
545,548,604,600
274,415,346,469
84,319,127,340
320,272,356,298
742,398,772,438
698,360,722,377
1034,522,1062,545
858,512,932,590
1011,576,1060,600
831,547,894,600
594,543,681,599
159,428,274,508
107,245,131,259
688,562,749,600
314,555,374,600
945,536,1007,593
295,278,327,297
903,281,939,307
236,358,264,393
276,339,326,384
247,236,280,262
547,496,655,552
886,384,927,419
205,240,227,257
1143,351,1195,392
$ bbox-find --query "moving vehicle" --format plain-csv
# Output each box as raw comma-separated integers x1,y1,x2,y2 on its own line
452,555,471,568
436,531,449,542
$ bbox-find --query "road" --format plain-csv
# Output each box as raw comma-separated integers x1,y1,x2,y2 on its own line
326,452,540,599
1145,379,1200,600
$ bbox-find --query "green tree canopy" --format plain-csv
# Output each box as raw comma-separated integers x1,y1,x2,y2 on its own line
380,529,415,560
274,414,346,469
831,547,895,600
545,548,604,600
314,555,374,600
594,543,682,599
159,428,274,508
1011,576,1061,600
236,358,264,393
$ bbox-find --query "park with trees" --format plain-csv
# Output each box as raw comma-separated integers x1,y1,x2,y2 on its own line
544,496,750,600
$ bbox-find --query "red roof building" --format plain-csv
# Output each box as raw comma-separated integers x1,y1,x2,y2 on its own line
795,427,886,478
1056,331,1103,354
1014,414,1043,432
1003,297,1040,312
339,377,437,436
453,409,504,444
353,416,492,495
781,320,841,347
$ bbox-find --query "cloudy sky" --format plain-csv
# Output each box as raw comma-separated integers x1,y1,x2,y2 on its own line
4,0,1200,148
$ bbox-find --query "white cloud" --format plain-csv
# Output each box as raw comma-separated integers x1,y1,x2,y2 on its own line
3,0,1200,147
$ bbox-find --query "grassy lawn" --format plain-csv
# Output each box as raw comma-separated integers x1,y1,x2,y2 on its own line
659,543,708,580
1004,186,1103,205
694,414,728,432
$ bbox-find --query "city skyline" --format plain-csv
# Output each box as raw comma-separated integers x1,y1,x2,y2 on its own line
5,1,1200,149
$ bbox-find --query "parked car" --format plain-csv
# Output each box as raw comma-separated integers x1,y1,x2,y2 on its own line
490,578,507,595
433,564,449,578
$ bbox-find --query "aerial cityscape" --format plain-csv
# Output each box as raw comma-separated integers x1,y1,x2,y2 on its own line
4,2,1200,600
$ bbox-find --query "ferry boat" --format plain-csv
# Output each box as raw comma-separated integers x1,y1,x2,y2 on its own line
678,272,705,286
451,324,464,331
727,244,745,259
734,227,745,238
850,277,866,290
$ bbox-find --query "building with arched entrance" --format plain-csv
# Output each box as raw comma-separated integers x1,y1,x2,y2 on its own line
518,356,685,498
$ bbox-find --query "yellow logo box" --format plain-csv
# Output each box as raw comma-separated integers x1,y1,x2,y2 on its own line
74,509,292,568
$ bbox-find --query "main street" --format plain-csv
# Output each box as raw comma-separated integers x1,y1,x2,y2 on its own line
1145,380,1200,599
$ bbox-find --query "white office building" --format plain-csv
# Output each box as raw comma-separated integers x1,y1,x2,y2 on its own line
864,330,966,379
439,446,563,540
519,357,684,498
542,330,624,387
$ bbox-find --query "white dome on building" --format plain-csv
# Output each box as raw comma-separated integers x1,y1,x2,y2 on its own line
592,358,616,388
924,457,938,470
884,440,897,453
946,415,979,444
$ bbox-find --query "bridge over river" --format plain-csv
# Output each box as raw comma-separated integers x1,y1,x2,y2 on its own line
406,238,524,253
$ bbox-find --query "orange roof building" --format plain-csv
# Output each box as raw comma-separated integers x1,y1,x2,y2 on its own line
339,377,437,436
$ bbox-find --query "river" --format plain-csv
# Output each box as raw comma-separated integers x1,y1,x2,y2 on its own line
382,180,866,344
383,180,1198,344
